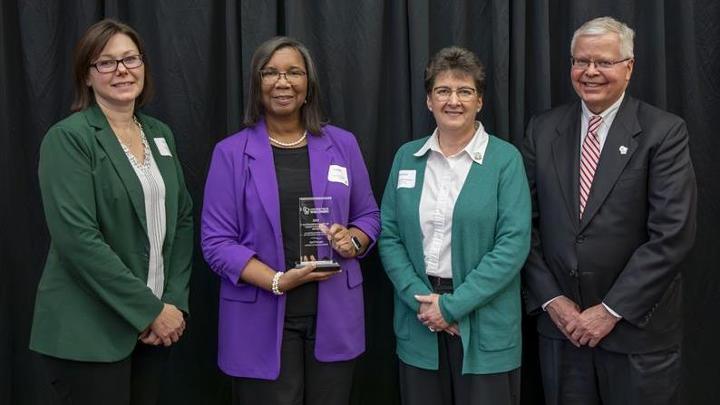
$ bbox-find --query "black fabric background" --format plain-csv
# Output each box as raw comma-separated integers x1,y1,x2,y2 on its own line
1,1,718,404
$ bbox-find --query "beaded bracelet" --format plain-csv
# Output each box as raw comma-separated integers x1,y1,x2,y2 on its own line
272,272,284,295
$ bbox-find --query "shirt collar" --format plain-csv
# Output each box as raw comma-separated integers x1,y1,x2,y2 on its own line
581,92,625,121
413,121,489,164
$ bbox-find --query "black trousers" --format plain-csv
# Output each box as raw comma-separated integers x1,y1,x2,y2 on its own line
398,276,521,405
41,343,169,405
232,315,356,405
539,335,681,405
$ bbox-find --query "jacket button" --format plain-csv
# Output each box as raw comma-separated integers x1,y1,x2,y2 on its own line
576,235,585,243
570,267,578,277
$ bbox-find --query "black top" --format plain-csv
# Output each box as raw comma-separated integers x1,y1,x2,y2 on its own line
272,145,318,316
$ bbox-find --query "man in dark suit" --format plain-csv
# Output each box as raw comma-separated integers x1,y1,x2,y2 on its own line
522,16,696,405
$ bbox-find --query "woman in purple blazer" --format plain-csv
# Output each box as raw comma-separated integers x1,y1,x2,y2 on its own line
201,37,380,405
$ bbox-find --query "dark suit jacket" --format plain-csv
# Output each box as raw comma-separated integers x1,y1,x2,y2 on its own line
522,96,696,353
30,105,193,361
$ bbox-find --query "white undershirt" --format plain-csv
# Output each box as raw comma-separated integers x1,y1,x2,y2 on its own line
414,122,489,279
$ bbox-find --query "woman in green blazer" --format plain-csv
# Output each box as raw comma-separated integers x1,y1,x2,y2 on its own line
29,19,192,405
379,47,531,404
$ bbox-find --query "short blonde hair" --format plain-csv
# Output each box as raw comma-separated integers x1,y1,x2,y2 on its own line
571,16,635,59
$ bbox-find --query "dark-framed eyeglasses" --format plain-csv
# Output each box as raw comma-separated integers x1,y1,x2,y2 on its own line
571,57,632,70
90,54,144,73
432,86,478,102
259,68,307,83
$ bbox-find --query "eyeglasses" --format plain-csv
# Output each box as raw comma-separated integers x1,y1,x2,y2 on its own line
90,54,144,73
571,57,632,70
260,68,307,83
432,86,478,102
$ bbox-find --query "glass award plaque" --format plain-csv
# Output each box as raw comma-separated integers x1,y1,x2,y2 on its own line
296,197,340,271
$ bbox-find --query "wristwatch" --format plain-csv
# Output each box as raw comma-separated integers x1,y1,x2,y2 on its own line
350,235,363,254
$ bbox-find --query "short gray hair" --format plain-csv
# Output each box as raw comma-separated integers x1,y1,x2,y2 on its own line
571,16,635,59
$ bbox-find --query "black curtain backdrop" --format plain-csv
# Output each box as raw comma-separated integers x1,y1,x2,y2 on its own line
2,1,718,404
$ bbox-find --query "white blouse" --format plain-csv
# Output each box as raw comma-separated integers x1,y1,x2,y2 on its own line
413,122,489,279
120,123,167,298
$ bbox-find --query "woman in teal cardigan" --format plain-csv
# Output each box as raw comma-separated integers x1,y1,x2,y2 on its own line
379,47,531,404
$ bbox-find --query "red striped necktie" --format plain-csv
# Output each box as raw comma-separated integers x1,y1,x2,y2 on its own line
579,115,602,218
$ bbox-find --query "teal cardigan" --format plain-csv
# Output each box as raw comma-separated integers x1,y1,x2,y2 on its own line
379,134,531,374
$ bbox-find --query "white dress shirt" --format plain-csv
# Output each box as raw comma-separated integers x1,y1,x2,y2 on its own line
414,122,489,279
579,92,625,158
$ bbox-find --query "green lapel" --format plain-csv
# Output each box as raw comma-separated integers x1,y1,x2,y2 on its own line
401,143,430,283
450,137,492,285
454,136,491,208
87,105,148,233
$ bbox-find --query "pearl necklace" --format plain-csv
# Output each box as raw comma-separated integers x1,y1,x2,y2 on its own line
268,130,307,147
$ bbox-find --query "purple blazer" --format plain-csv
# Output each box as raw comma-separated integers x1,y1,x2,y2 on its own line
201,120,380,379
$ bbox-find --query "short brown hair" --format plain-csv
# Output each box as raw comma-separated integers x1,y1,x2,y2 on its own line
424,46,486,96
243,36,326,135
71,19,154,112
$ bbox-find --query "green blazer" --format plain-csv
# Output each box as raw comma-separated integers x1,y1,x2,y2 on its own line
379,134,530,374
30,105,193,362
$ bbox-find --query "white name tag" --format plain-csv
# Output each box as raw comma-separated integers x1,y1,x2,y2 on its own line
397,170,416,189
327,164,349,186
153,138,172,157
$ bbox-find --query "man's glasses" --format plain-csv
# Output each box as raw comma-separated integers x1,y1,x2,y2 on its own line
571,57,632,70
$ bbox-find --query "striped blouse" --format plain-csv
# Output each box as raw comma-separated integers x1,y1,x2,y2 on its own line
120,123,167,299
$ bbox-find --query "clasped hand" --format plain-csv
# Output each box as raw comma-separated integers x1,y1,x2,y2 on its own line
139,303,185,347
547,297,619,347
415,293,459,336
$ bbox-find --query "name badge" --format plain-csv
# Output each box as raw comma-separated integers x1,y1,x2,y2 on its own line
328,164,349,186
153,138,172,157
397,170,416,189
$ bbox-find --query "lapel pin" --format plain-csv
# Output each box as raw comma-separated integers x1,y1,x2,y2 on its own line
473,152,483,161
619,146,628,155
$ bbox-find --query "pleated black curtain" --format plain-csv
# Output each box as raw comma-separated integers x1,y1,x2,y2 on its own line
2,1,718,404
